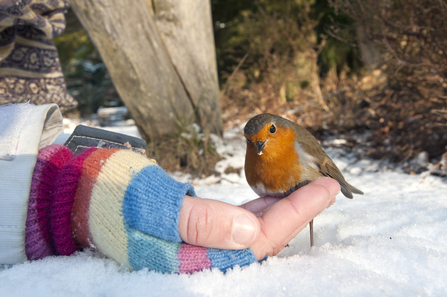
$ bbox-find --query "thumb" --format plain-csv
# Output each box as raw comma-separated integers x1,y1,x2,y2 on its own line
178,196,260,249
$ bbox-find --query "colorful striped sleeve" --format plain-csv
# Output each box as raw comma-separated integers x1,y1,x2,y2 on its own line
25,145,258,273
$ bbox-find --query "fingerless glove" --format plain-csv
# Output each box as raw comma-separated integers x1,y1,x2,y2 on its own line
24,144,257,273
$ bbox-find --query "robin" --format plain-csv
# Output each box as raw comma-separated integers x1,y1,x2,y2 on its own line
244,113,363,246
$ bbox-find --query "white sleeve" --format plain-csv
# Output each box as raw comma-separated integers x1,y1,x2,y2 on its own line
0,103,63,264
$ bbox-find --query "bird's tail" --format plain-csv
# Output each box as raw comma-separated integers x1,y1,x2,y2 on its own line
348,183,364,196
340,182,364,199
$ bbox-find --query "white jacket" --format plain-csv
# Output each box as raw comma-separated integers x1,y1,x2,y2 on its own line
0,103,64,264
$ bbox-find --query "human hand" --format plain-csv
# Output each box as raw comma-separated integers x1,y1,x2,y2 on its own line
27,144,338,273
179,177,340,260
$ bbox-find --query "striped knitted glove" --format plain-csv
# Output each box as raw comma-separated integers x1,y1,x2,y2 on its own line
25,144,257,273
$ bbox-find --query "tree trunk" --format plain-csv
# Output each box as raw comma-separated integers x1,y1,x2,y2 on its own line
69,0,222,141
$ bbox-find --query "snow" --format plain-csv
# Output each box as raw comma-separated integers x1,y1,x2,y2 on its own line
2,122,447,296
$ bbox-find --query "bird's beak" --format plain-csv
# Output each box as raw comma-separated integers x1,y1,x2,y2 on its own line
256,140,267,155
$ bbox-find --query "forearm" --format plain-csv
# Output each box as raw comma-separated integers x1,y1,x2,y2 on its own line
23,144,258,273
0,103,258,273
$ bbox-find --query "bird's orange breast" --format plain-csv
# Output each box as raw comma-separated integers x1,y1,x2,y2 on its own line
245,126,304,196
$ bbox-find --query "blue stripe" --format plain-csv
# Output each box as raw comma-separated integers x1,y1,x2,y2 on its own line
207,248,258,273
123,165,196,242
126,226,181,273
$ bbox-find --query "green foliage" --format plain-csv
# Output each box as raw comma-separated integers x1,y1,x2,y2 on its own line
53,1,446,171
311,0,360,74
327,0,447,164
57,2,360,117
54,30,98,70
54,29,121,117
211,0,360,86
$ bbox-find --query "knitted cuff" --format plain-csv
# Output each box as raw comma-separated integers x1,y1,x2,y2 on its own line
123,165,196,242
25,145,73,260
127,227,258,274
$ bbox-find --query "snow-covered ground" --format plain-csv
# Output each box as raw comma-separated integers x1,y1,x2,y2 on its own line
1,120,447,297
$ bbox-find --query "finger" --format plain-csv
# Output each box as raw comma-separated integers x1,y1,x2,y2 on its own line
178,195,261,250
310,177,341,198
240,197,280,214
250,177,339,259
279,220,311,249
263,177,340,246
264,178,340,254
280,196,337,247
327,196,336,208
241,177,340,214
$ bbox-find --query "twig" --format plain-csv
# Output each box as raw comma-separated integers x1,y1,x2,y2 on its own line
223,52,249,95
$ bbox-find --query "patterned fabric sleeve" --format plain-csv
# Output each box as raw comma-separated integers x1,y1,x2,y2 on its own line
0,0,77,111
25,145,258,274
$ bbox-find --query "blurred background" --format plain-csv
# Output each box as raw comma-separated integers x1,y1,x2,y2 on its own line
55,0,447,176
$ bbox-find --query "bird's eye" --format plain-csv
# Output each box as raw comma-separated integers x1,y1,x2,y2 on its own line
269,124,276,134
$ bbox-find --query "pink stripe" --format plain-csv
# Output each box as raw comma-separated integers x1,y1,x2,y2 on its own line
25,145,73,260
51,148,97,256
178,244,211,274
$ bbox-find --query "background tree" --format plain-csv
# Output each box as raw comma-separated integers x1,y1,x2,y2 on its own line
69,0,222,141
327,0,447,164
58,0,446,174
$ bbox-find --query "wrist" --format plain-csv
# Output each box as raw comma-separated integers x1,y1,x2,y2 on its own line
25,144,74,260
123,165,196,242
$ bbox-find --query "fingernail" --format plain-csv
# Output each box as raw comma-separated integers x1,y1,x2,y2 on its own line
232,214,257,246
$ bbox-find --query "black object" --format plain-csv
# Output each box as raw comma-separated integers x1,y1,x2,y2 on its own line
64,125,147,155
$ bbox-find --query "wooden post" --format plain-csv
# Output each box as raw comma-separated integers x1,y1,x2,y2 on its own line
69,0,222,141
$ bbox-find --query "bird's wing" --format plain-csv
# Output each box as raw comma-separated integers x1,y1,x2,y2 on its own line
324,158,364,196
320,158,355,198
298,128,363,198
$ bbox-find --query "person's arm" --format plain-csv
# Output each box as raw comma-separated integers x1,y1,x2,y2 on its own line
24,143,338,273
1,103,340,273
25,144,257,273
